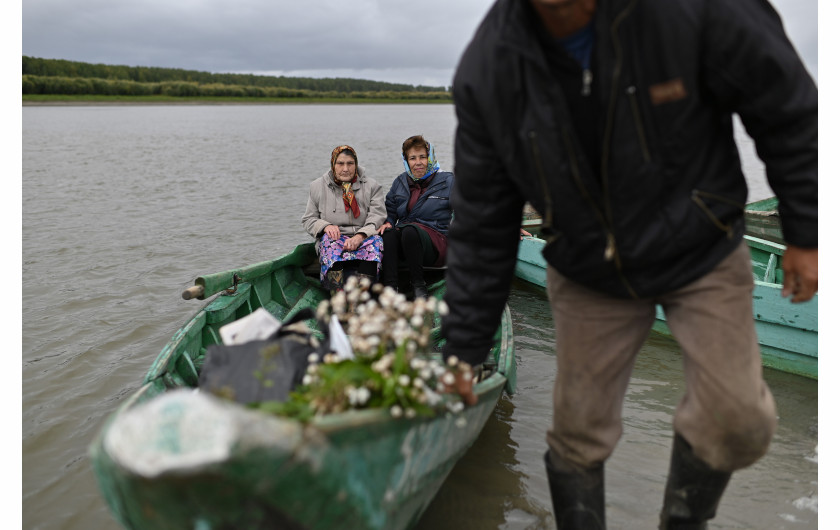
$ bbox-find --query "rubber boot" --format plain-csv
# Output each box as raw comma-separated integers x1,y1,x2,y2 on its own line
357,273,376,289
412,281,428,300
326,270,344,295
544,451,606,530
659,434,732,530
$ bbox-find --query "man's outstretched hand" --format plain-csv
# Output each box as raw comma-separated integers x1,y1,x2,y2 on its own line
442,357,478,406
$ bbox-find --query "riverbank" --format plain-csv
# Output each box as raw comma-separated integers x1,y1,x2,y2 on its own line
22,94,452,106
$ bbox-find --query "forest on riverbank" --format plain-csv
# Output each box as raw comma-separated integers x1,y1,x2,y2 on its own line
22,56,452,103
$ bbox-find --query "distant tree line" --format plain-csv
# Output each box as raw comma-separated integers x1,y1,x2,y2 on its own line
22,74,452,100
22,56,452,99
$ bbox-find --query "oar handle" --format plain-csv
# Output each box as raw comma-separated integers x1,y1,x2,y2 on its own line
181,285,205,300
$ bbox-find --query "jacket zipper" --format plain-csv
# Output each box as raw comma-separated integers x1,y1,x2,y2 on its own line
599,0,641,298
582,69,593,96
601,0,639,227
397,177,446,227
558,128,611,241
408,178,446,210
515,0,640,297
534,128,626,282
625,86,651,163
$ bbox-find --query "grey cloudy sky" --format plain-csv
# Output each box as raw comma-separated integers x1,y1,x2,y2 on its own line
21,0,818,88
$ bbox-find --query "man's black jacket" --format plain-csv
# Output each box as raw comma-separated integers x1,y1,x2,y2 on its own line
442,0,817,365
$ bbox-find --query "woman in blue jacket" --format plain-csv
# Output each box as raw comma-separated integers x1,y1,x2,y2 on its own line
378,135,454,299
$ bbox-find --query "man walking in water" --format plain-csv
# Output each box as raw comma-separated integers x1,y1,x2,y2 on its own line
441,0,817,527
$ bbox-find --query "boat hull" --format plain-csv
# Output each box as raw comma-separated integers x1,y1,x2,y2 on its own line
744,196,783,244
514,236,817,380
90,380,505,529
90,243,517,529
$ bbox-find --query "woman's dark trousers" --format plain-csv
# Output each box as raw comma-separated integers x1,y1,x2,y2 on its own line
381,227,426,291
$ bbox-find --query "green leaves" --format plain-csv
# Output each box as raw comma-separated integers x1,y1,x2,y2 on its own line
255,277,464,422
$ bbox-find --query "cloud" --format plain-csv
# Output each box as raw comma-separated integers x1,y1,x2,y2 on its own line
22,0,816,87
769,0,818,80
22,0,494,86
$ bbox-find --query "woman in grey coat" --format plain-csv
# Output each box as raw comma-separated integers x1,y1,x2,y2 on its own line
302,145,386,291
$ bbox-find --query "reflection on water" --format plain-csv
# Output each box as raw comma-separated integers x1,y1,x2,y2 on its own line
418,397,552,529
23,105,816,529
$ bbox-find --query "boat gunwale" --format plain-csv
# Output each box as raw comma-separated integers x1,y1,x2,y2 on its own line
95,370,509,452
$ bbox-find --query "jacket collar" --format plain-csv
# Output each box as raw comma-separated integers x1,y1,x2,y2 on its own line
398,171,446,192
495,0,628,70
324,166,367,189
492,0,638,107
495,0,549,70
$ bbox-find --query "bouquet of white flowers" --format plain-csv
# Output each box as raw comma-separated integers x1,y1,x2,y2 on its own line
256,276,476,421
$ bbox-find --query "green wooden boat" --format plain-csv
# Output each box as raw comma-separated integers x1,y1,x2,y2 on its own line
744,197,783,244
520,203,543,236
522,197,782,243
514,235,817,379
89,242,517,530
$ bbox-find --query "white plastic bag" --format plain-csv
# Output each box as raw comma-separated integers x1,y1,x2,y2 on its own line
329,314,355,360
219,307,282,346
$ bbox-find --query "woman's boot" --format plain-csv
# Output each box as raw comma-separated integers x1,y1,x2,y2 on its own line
544,451,606,529
411,281,428,300
659,434,732,529
326,270,344,294
357,273,376,289
380,229,400,291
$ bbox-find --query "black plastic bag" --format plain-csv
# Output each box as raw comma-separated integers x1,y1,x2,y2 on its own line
198,308,329,404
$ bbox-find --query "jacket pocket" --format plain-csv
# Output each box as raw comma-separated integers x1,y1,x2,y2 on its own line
691,189,744,239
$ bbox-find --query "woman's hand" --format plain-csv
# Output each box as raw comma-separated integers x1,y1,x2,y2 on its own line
378,222,393,235
343,234,365,251
324,225,341,240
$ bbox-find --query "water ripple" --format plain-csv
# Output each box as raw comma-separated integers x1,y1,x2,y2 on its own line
23,105,816,530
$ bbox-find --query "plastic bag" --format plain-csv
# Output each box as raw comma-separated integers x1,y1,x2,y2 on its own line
198,308,328,404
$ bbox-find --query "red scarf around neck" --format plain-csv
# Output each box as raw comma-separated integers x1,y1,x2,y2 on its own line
337,176,360,218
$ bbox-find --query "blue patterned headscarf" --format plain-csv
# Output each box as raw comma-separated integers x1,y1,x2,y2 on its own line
402,142,440,181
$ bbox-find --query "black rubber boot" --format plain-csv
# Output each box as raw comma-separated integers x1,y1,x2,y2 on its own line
356,273,376,289
544,451,606,530
380,228,400,289
412,281,428,300
659,434,732,530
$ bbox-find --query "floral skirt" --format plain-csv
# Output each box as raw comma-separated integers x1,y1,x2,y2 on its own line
317,233,384,285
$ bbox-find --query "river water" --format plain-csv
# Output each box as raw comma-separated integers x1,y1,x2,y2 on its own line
22,104,816,529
